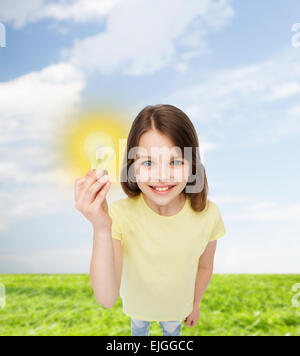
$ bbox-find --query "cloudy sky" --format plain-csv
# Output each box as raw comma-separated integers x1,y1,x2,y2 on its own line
0,0,299,273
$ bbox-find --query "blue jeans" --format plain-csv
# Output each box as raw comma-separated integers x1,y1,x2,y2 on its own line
131,318,182,336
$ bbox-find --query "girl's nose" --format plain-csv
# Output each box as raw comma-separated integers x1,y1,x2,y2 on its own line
153,164,172,182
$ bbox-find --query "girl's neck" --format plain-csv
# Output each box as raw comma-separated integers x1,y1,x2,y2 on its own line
142,192,186,216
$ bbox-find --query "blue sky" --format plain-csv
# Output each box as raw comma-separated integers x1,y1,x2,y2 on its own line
0,0,300,273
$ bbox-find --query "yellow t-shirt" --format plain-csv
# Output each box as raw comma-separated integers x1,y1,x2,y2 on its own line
107,193,226,321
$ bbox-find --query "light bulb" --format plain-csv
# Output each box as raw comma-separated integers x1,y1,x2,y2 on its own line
83,131,115,175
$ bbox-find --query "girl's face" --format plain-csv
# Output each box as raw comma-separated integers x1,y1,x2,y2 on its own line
133,130,190,203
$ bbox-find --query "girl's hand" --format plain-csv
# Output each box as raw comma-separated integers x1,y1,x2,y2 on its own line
184,306,200,327
74,169,112,230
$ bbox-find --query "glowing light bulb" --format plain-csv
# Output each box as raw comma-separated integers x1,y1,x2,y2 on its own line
83,131,115,175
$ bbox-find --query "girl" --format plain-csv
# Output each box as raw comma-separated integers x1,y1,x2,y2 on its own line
74,104,226,336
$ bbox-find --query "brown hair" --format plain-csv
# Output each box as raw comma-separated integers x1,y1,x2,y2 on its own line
120,104,209,212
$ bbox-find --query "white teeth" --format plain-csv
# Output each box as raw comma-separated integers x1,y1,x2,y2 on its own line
152,186,173,191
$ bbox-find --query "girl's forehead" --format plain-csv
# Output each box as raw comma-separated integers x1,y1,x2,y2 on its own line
136,131,183,157
138,130,175,146
136,146,183,158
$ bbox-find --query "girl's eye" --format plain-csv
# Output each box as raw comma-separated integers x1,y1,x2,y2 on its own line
171,160,183,166
142,160,183,166
142,160,152,166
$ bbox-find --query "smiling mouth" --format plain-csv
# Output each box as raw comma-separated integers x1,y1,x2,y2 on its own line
149,185,176,192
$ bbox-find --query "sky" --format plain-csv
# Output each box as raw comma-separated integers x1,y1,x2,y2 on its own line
0,0,300,273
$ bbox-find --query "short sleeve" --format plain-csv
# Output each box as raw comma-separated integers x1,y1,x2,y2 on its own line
108,203,123,243
209,203,226,242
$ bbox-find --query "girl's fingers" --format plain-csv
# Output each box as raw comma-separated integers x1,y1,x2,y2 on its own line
75,170,97,204
84,175,109,204
80,173,99,201
96,168,107,179
93,179,111,207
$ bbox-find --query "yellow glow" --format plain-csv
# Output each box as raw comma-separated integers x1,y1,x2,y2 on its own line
83,131,115,171
52,108,130,183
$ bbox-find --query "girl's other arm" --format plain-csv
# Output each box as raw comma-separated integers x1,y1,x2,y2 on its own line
193,240,217,308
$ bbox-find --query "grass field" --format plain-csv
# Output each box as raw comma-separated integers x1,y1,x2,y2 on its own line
0,274,299,336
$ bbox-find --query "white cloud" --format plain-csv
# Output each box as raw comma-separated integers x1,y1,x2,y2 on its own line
210,195,258,204
174,63,188,73
0,62,85,231
214,245,299,273
274,103,300,136
212,196,300,273
224,201,300,222
0,184,71,229
0,246,91,273
0,61,85,143
41,0,122,23
0,0,44,29
0,0,121,28
0,53,125,233
164,48,300,145
167,51,300,120
0,0,234,76
66,0,234,76
268,81,300,101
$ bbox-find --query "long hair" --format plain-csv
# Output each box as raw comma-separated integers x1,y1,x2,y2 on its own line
120,104,209,212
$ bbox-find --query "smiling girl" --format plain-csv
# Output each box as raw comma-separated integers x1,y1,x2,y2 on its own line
74,104,226,336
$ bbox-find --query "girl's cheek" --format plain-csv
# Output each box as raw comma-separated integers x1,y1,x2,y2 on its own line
173,166,189,183
135,166,152,183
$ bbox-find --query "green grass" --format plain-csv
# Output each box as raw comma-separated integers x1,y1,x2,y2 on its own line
0,274,299,336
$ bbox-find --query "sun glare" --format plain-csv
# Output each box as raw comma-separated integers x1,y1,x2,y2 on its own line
53,108,130,183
